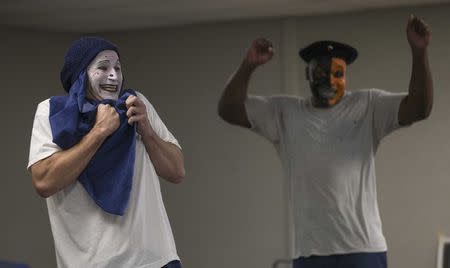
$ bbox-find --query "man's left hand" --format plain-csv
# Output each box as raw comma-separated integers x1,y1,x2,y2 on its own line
406,14,431,52
126,95,153,136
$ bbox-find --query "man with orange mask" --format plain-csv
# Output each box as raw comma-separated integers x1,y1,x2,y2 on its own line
218,15,432,268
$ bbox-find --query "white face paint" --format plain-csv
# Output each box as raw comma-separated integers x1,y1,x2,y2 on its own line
86,50,123,100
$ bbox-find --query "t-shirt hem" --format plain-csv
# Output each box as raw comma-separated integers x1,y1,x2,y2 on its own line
390,91,409,129
166,139,182,150
27,150,59,170
295,246,388,258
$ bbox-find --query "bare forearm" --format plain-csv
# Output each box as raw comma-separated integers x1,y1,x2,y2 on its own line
218,61,255,127
218,38,274,126
141,130,185,183
220,61,255,106
408,49,433,118
31,127,107,197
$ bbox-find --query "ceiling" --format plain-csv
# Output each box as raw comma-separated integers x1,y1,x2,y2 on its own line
0,0,448,33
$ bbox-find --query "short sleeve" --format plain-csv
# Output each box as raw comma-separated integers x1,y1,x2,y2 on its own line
136,92,181,149
245,95,280,143
27,99,62,169
372,89,407,143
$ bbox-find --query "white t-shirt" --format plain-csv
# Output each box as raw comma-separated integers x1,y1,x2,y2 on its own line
245,89,406,258
28,92,181,268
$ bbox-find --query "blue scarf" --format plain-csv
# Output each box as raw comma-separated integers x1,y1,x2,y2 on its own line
49,37,136,215
50,72,136,215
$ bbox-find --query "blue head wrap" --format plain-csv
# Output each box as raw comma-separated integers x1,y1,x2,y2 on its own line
49,37,136,215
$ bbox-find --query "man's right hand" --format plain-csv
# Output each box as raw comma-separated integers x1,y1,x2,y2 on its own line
93,104,120,137
31,104,120,198
244,38,274,68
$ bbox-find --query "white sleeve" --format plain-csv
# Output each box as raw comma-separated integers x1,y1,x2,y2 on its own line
371,88,407,143
244,95,280,143
27,99,62,169
136,92,181,149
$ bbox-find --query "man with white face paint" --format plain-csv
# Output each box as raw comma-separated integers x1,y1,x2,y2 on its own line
218,15,433,268
86,50,123,101
27,37,185,268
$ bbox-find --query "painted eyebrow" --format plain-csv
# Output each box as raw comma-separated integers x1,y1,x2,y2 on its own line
96,60,121,66
96,60,122,67
97,60,110,65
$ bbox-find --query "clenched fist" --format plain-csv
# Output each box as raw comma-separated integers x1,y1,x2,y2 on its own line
406,14,431,52
94,104,120,137
244,38,274,68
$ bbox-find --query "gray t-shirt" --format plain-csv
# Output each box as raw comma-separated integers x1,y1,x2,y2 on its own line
245,88,406,258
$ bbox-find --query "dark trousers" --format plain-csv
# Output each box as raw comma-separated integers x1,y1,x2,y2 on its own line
293,252,387,268
162,260,183,268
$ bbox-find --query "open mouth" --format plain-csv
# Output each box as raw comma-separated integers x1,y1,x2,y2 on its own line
100,84,118,92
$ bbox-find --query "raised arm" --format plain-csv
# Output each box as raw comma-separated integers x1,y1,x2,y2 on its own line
218,38,274,128
126,95,185,184
30,104,120,198
398,14,433,126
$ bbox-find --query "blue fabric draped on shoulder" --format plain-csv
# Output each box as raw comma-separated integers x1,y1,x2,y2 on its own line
49,71,136,215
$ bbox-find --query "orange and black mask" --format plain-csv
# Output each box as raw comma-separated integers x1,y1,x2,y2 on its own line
307,56,347,107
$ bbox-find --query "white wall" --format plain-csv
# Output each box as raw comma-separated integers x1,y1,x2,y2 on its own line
1,3,450,268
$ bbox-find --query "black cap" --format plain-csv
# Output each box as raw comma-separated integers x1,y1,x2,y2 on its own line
299,40,358,65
